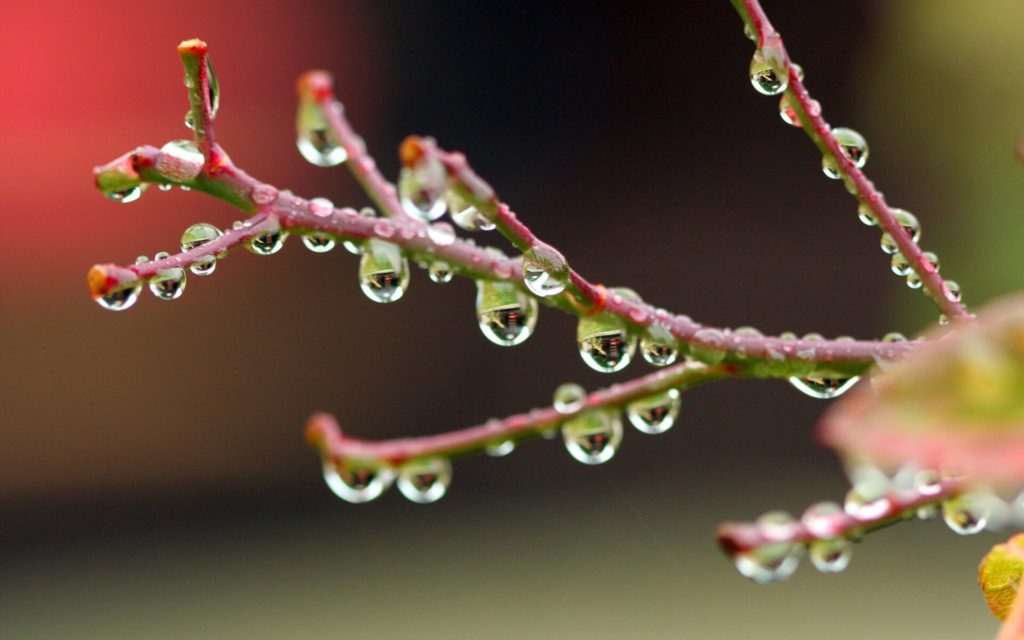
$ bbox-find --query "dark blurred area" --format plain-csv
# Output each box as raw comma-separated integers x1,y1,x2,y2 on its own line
1,1,1021,637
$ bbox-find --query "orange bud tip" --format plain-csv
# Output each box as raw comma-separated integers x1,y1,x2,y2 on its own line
87,265,111,297
399,136,425,168
296,71,334,101
178,39,208,55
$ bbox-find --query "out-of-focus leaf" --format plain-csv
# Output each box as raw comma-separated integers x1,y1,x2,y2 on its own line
979,533,1024,621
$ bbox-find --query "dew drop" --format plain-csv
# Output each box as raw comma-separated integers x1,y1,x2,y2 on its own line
302,233,336,253
857,203,877,226
641,338,678,367
180,222,223,276
95,281,142,311
944,280,962,303
788,375,859,399
309,197,335,218
822,127,869,179
626,388,680,435
880,209,921,254
158,184,173,192
205,57,220,118
801,501,845,539
246,224,286,256
522,242,569,297
890,252,911,276
251,183,278,205
427,221,456,246
297,128,347,167
691,328,727,364
749,50,787,95
577,311,636,373
428,261,453,283
844,484,891,520
942,493,991,535
809,538,852,573
476,281,538,346
399,159,447,221
553,383,587,414
157,139,204,182
359,239,409,303
562,410,622,465
148,252,187,301
343,207,375,254
778,94,801,127
397,457,452,504
485,440,515,457
733,543,800,584
905,251,938,289
107,185,146,204
322,459,395,504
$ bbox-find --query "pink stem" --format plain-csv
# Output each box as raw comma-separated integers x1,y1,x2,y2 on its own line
735,0,971,323
307,361,733,464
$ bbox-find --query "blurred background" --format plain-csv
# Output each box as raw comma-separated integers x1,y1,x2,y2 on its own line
2,1,1022,637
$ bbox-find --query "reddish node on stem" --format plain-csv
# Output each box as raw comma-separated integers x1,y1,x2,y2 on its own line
177,38,208,55
296,70,335,102
305,412,341,450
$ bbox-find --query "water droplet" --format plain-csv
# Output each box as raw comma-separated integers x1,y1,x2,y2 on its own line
733,542,800,584
302,233,336,253
149,252,187,300
427,221,456,246
757,511,801,540
107,185,146,204
553,383,587,414
399,159,447,221
205,56,220,117
640,328,679,367
180,222,223,276
626,389,680,435
822,127,869,179
801,501,845,539
522,243,568,297
943,493,990,535
844,484,891,520
880,209,921,254
914,470,942,496
251,183,278,205
476,281,538,346
809,538,852,573
246,224,286,256
95,281,142,311
691,328,727,364
485,439,515,457
180,185,191,191
562,410,622,465
158,183,173,192
743,22,756,41
944,280,962,303
857,203,877,226
905,251,939,289
890,252,911,276
372,219,395,239
882,331,907,343
323,459,395,504
788,375,859,399
184,110,194,130
157,139,204,182
428,261,453,283
778,94,802,127
309,197,334,218
397,457,452,503
448,191,494,231
749,50,787,95
297,128,347,167
577,312,636,373
359,239,409,303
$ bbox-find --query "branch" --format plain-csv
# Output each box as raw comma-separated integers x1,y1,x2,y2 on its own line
730,0,971,324
306,360,731,466
178,39,219,162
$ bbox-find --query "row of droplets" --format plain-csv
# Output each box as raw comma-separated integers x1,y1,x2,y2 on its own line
732,465,1015,584
321,382,684,504
745,33,964,320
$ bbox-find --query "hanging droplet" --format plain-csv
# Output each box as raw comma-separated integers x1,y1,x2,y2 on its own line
184,110,195,130
905,251,939,289
749,50,787,95
890,252,911,276
691,328,727,364
95,281,142,311
149,252,187,301
309,197,334,218
359,239,410,303
522,242,568,297
577,301,637,373
397,457,452,504
778,94,802,127
180,222,223,276
882,331,907,343
944,280,962,303
302,233,336,253
822,127,869,179
107,184,146,204
880,209,921,254
157,139,204,182
553,383,587,414
626,389,681,435
844,484,891,520
743,22,756,41
809,538,852,573
788,375,859,399
447,191,494,231
399,159,447,221
428,261,453,284
342,207,375,254
296,126,347,167
942,493,990,535
857,203,877,226
801,501,845,539
640,325,679,367
562,410,622,465
205,56,220,118
323,459,395,504
733,542,800,584
485,439,515,457
158,184,173,192
914,469,943,496
427,221,456,246
476,280,538,346
246,224,286,256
